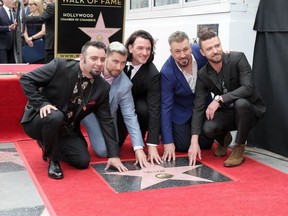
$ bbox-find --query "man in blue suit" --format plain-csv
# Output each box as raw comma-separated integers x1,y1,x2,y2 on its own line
82,42,150,169
0,0,17,63
161,31,215,161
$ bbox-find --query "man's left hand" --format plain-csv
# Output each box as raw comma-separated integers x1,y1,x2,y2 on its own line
105,157,128,172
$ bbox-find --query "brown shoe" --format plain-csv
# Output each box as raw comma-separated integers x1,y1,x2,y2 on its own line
214,132,232,157
224,144,245,167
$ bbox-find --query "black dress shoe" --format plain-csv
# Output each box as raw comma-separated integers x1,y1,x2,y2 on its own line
48,161,64,179
37,140,48,161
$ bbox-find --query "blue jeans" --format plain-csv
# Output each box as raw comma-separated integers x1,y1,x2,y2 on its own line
81,113,108,157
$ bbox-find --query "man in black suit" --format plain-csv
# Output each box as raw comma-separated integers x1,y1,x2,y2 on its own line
189,28,266,167
20,41,128,180
118,30,162,164
25,0,55,63
0,0,17,63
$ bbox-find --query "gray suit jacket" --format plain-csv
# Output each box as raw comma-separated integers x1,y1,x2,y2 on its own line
83,72,144,149
192,52,266,135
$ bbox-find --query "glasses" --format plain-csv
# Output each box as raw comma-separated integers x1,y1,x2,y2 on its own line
28,3,37,6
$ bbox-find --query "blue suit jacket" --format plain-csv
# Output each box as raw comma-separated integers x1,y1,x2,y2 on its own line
160,44,207,144
83,72,144,150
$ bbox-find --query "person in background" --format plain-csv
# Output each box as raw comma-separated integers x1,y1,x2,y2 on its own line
21,0,30,16
25,0,54,63
189,28,266,167
118,30,162,164
42,1,47,10
82,41,150,168
20,41,128,180
160,31,217,161
0,0,17,63
22,0,45,63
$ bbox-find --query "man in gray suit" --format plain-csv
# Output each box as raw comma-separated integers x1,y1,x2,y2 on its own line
189,28,266,167
82,42,150,169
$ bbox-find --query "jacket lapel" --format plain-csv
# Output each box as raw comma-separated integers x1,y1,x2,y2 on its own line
221,54,231,91
207,64,222,92
170,57,192,94
109,74,121,104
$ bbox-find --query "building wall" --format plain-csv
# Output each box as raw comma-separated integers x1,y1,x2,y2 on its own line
124,0,260,70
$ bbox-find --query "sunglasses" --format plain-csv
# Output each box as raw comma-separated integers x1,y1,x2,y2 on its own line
28,3,37,6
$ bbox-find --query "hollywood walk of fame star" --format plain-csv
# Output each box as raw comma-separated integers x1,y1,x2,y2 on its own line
0,149,24,166
78,12,121,45
104,164,213,190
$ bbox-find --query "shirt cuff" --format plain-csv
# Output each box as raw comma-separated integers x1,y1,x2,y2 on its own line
133,146,144,151
147,143,157,147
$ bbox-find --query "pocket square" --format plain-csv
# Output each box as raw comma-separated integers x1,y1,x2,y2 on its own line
88,101,96,105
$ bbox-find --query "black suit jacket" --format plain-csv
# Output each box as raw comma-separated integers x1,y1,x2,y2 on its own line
131,62,160,144
192,52,266,135
20,58,119,158
25,3,54,50
0,7,15,50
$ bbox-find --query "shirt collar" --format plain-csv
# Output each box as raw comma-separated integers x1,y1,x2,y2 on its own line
127,62,142,73
100,72,114,85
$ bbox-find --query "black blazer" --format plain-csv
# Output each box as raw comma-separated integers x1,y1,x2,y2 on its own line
0,6,15,50
25,3,54,50
20,58,119,158
192,52,266,135
130,62,161,144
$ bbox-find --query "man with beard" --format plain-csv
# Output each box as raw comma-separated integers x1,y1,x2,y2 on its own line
82,42,150,169
160,31,215,162
20,41,128,180
189,28,266,167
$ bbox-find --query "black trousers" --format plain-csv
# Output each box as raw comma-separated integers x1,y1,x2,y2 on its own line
172,119,214,152
0,49,15,63
117,98,149,147
202,98,259,145
22,110,90,169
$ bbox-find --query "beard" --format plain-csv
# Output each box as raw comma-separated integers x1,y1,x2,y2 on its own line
178,58,190,67
208,53,223,64
89,71,101,78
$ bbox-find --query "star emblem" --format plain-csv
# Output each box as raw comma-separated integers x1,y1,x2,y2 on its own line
78,12,121,45
0,149,24,167
104,164,213,190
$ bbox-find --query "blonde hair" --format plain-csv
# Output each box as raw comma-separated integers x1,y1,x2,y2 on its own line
29,0,45,14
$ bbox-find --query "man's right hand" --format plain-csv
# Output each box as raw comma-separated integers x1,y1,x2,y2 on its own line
40,105,58,118
162,143,176,161
188,135,201,166
147,146,163,165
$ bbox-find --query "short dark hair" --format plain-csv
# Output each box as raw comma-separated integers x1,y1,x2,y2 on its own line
168,31,190,46
197,27,218,49
124,30,155,63
81,41,107,56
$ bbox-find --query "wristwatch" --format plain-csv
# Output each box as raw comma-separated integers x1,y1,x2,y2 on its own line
214,95,221,103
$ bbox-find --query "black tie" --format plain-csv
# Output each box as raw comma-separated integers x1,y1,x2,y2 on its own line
9,9,13,23
125,65,134,79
